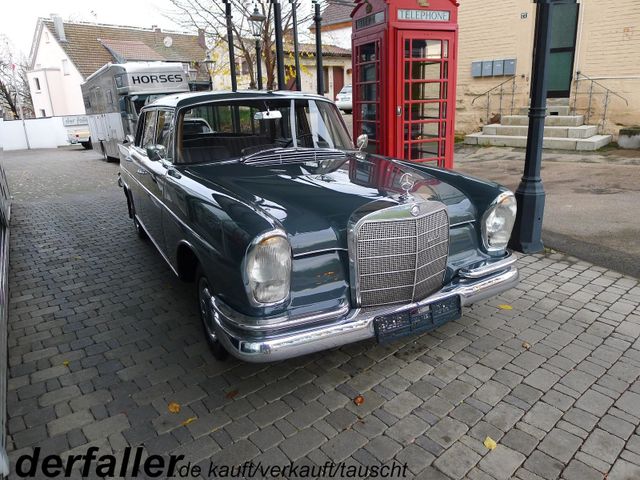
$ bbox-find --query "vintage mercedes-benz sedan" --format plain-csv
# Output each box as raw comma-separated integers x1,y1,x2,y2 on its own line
118,90,519,362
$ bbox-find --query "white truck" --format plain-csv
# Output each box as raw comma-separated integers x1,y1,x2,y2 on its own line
81,62,190,160
62,115,92,149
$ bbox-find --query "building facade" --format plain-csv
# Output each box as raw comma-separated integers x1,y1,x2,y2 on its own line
27,16,209,118
320,0,639,139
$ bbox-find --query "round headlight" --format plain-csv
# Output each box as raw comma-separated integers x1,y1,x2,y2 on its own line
482,192,517,252
245,234,291,305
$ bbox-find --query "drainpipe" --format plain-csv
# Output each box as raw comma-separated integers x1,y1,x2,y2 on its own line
314,0,324,96
272,0,286,89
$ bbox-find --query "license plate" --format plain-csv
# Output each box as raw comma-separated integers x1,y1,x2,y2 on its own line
373,296,461,343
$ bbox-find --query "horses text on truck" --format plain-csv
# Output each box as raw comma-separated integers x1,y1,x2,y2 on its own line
81,62,190,160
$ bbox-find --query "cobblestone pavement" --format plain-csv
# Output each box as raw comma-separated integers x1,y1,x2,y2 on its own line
4,147,640,479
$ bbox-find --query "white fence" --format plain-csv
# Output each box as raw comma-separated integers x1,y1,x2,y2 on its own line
0,117,69,151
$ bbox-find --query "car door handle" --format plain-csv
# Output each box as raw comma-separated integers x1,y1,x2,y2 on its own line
136,168,147,175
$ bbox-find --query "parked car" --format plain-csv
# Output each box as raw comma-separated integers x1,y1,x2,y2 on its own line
118,90,518,362
335,84,352,114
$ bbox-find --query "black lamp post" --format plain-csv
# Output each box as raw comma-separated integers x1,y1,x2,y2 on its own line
248,4,266,90
313,0,324,96
509,0,559,253
223,0,238,92
271,0,286,89
290,0,302,90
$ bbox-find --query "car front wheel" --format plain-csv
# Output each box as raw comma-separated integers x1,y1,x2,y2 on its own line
197,267,228,361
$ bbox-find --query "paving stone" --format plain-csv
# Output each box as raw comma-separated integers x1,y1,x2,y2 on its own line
501,429,539,456
364,435,402,461
280,428,326,461
608,459,640,480
433,442,481,479
537,427,582,463
383,390,422,418
522,402,563,432
479,445,526,480
523,450,564,480
485,402,524,431
575,389,615,416
427,416,469,448
386,415,428,443
47,410,94,437
581,428,625,465
614,391,640,418
473,380,511,406
321,430,367,462
82,414,130,442
395,443,435,474
450,403,483,426
562,459,604,480
38,385,81,407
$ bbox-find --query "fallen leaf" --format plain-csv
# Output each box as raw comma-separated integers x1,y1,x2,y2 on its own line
225,389,239,400
62,360,70,367
483,436,497,450
522,341,531,350
168,402,181,414
353,395,365,406
498,304,513,310
181,417,197,426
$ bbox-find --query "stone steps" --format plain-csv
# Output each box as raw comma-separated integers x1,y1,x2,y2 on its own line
517,105,571,116
464,133,613,151
501,115,584,127
482,124,598,139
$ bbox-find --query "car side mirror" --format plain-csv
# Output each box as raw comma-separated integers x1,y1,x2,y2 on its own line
356,134,368,152
124,134,134,144
146,144,166,161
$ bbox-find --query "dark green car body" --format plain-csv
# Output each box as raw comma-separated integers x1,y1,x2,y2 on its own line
119,91,518,362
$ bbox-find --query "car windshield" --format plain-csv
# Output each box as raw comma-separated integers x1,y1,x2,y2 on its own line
177,98,353,164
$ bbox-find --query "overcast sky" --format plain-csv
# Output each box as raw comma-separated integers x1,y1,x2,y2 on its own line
2,0,185,57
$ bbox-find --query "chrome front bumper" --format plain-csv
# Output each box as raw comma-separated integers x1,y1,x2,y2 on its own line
212,253,518,362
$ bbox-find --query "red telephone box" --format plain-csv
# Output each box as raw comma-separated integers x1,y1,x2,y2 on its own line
351,0,459,169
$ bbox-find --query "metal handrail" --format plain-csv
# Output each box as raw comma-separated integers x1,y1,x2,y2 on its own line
572,71,630,133
471,77,517,105
471,76,518,124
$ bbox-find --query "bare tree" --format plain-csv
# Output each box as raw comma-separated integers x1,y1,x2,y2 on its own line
167,0,312,90
0,37,33,119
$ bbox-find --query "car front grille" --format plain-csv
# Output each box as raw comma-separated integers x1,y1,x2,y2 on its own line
353,205,449,307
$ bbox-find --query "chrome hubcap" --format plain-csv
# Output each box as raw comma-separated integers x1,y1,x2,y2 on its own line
198,278,217,342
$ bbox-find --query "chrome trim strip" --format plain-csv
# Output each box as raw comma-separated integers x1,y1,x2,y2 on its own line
214,297,350,332
134,214,179,277
213,264,519,362
458,251,517,279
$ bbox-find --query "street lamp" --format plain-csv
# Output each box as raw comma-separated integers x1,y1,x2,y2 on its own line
248,3,266,90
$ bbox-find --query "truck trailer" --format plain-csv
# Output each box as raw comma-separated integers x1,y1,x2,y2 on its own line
81,62,190,160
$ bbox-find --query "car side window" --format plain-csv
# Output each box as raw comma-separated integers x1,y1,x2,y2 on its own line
156,110,175,161
141,110,157,149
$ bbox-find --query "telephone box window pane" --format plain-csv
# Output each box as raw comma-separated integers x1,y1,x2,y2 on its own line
361,64,377,82
361,122,378,140
411,40,442,59
416,122,439,138
410,62,441,80
361,104,377,120
440,121,447,137
404,40,411,58
359,43,377,62
441,140,446,156
406,82,442,101
414,142,439,157
406,103,441,120
442,41,449,58
359,83,377,101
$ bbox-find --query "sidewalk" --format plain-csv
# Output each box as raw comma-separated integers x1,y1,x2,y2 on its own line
455,145,640,279
3,148,640,480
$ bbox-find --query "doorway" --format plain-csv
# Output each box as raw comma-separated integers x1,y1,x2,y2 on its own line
547,2,579,98
332,67,344,100
396,30,455,167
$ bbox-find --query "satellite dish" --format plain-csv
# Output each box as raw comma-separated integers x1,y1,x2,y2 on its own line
163,36,173,48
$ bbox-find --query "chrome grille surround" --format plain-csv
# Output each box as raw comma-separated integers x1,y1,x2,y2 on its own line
348,201,450,307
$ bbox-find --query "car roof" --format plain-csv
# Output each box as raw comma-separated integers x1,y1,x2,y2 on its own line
147,89,331,109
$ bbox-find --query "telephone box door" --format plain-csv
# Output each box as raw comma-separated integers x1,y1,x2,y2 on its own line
397,30,456,168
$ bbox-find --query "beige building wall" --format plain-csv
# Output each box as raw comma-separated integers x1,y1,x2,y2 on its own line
456,0,536,135
573,0,640,133
456,0,640,137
